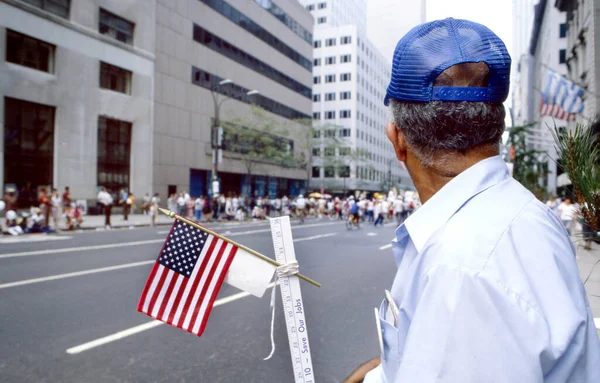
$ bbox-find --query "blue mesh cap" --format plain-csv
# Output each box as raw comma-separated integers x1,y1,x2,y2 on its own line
384,18,511,105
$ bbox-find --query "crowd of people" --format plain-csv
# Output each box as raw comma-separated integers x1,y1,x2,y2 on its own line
1,186,84,236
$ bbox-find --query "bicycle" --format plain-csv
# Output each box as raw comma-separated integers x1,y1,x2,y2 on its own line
345,214,361,230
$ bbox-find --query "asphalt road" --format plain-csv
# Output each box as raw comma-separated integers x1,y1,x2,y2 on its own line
0,217,399,383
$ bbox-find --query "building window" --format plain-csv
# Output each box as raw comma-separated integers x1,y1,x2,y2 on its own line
100,62,132,94
341,73,351,81
22,0,70,18
324,147,335,156
99,8,135,45
341,54,352,63
312,166,321,178
326,38,336,47
325,129,335,137
313,58,321,66
326,56,336,65
313,130,321,138
6,30,55,73
340,91,351,100
560,23,568,38
314,76,321,84
97,116,132,192
318,2,327,9
317,17,326,24
314,40,321,48
325,92,336,101
307,4,315,11
4,97,55,206
324,166,335,178
313,112,321,120
339,166,350,178
340,129,351,137
559,49,567,64
340,110,351,118
194,25,311,99
325,111,336,120
325,74,336,83
313,94,321,102
312,148,321,156
341,36,352,44
200,1,312,70
254,0,313,44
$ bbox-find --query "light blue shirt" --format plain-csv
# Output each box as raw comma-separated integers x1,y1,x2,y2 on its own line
364,156,600,382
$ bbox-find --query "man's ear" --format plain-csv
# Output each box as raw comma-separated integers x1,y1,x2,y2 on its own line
386,122,407,163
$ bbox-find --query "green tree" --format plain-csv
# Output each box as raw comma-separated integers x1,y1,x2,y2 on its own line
224,106,296,195
506,122,549,199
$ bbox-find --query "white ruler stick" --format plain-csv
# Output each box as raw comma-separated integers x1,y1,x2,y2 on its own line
269,216,315,383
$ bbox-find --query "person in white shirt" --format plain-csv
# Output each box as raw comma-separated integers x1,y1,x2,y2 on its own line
176,193,185,216
546,195,561,215
367,199,375,222
558,197,577,235
373,200,385,227
194,196,204,222
97,187,113,228
393,196,405,225
150,193,160,227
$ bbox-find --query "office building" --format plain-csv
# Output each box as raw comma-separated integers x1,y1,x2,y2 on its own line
0,0,155,206
299,0,412,194
153,0,313,199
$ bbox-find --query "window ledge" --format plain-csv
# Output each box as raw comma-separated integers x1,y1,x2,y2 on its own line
3,0,154,61
99,87,131,97
5,61,56,79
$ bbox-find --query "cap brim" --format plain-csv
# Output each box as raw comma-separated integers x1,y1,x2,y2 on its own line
383,93,391,106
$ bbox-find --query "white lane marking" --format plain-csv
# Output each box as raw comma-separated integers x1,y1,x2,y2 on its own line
0,239,164,260
294,233,336,242
367,232,378,237
0,233,336,289
595,318,600,330
0,221,342,260
0,260,155,290
66,282,278,354
379,244,392,250
0,235,72,244
157,221,338,236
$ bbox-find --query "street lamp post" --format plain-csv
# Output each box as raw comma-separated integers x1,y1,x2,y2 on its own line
209,79,258,197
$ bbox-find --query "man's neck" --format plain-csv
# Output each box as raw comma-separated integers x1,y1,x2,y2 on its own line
407,148,498,204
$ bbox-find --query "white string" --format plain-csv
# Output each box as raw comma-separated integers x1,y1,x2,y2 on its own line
263,261,299,360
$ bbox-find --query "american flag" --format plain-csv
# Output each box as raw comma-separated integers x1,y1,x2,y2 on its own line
137,221,238,336
539,68,584,121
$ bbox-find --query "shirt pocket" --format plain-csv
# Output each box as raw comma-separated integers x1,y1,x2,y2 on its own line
378,299,403,382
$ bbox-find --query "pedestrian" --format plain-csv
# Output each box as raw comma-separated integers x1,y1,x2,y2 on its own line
546,195,561,215
558,197,576,235
373,200,384,227
97,187,113,229
344,18,600,383
62,186,72,213
142,193,151,215
167,193,176,213
126,192,135,216
185,195,194,219
393,195,404,225
194,195,204,222
367,199,374,222
50,188,62,230
150,193,160,227
38,187,51,228
176,193,186,216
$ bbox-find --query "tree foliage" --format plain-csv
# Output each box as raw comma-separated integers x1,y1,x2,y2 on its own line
224,106,297,179
551,122,600,231
507,122,549,199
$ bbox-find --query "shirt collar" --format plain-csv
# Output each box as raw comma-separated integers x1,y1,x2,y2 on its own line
396,155,510,253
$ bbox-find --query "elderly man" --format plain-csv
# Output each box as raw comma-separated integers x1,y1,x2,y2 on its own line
344,18,600,383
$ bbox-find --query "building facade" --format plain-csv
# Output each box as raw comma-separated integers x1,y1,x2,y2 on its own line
511,0,536,126
528,0,569,193
299,0,411,194
153,0,313,199
0,0,155,206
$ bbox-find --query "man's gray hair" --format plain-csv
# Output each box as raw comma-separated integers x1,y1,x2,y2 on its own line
389,99,506,167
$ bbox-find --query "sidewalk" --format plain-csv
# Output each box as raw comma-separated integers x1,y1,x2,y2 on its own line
80,213,173,229
575,240,600,337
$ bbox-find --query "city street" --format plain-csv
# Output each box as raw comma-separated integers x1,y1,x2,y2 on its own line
0,218,399,383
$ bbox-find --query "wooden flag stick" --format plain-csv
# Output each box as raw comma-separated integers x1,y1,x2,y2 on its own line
158,208,321,288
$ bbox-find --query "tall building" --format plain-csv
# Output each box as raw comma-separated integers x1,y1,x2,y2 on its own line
0,0,155,206
555,0,600,122
511,0,536,126
1,0,314,205
153,0,313,199
528,0,569,193
299,0,411,194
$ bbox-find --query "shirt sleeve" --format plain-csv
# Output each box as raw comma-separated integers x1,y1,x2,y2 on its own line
393,265,544,383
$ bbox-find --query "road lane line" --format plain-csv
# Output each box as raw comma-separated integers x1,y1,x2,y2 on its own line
66,282,278,354
0,239,164,259
379,244,392,250
0,233,336,289
0,235,72,244
0,260,155,290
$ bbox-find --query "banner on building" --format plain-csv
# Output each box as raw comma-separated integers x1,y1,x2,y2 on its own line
539,68,585,121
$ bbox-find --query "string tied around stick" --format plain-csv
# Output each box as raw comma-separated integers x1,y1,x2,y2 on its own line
263,260,299,361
